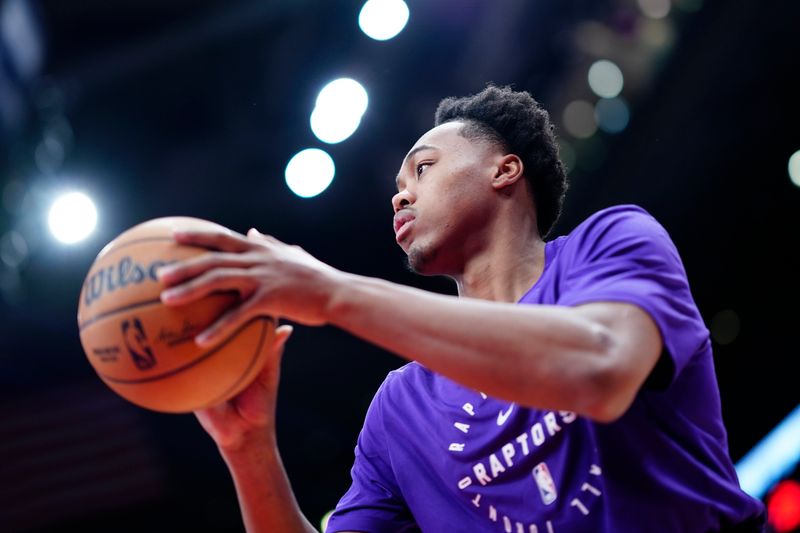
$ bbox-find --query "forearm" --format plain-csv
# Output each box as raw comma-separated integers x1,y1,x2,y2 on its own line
326,273,615,419
221,432,319,533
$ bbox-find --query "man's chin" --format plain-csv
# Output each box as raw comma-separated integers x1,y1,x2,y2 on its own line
404,246,436,275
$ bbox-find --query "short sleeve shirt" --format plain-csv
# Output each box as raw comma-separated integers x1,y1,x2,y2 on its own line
326,205,764,533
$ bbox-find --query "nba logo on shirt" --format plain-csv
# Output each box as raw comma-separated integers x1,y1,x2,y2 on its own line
532,462,557,505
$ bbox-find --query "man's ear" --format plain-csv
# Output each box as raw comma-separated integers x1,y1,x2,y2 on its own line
491,154,525,191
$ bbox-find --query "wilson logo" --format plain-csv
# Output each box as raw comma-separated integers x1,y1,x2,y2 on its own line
83,256,172,307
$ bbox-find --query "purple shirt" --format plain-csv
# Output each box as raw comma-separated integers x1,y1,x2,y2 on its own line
326,205,764,533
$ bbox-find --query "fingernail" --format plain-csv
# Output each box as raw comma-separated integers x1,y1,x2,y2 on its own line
196,332,211,346
156,267,173,280
161,289,179,302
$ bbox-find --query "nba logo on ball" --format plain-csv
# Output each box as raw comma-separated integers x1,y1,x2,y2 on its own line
532,462,558,505
122,317,157,371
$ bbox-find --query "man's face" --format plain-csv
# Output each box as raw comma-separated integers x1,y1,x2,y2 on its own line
393,121,501,275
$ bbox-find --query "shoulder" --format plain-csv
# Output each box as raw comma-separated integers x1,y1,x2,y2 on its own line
370,362,424,400
372,362,437,413
361,364,424,438
572,204,665,237
561,204,678,261
382,362,427,393
388,361,423,378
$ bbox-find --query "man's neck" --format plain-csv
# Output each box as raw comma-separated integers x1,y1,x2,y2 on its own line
454,221,546,304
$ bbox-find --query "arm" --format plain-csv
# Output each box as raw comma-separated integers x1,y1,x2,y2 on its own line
192,325,319,533
325,274,662,423
220,431,319,533
160,230,662,423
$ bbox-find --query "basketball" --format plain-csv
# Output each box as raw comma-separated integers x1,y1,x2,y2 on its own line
77,217,276,413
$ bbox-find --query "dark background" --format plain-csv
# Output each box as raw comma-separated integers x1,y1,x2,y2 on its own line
1,0,798,531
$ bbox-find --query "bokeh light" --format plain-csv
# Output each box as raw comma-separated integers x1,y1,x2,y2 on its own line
0,230,28,268
637,0,671,19
595,97,630,133
2,179,26,214
788,150,800,188
320,509,335,532
311,78,369,144
563,100,597,139
710,309,740,345
358,0,410,41
768,480,800,533
588,60,624,98
47,192,97,244
737,405,800,501
285,148,336,198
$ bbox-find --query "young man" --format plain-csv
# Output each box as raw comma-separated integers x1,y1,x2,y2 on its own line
158,86,765,532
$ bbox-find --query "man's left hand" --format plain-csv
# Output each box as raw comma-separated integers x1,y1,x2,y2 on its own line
157,227,343,346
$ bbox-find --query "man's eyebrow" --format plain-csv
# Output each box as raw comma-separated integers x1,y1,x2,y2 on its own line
403,144,438,166
396,144,438,189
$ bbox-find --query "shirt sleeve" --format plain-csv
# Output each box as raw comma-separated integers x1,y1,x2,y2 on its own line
555,205,710,386
325,374,418,533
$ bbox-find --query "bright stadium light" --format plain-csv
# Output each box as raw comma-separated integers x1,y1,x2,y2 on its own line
788,150,800,188
588,60,624,99
310,106,363,144
315,78,369,116
320,510,335,532
358,0,410,41
736,403,800,500
311,78,369,144
285,149,335,198
48,191,97,244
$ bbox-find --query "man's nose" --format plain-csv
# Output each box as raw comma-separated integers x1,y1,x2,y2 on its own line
392,188,414,213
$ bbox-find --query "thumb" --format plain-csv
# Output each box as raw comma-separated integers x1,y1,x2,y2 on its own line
274,324,293,350
255,323,293,387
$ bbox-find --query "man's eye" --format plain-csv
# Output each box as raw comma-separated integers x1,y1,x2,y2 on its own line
416,163,430,177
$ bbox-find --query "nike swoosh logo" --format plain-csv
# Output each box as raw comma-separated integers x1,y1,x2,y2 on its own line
497,404,515,426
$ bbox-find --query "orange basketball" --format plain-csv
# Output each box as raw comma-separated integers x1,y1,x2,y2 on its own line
77,217,275,413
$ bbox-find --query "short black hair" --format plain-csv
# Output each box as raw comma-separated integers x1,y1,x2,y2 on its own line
434,84,568,238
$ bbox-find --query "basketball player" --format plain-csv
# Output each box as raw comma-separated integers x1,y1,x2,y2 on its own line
157,86,766,532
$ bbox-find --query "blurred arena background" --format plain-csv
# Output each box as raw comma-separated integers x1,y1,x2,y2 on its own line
0,0,798,531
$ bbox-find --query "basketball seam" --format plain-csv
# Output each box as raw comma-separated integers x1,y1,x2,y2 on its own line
199,319,271,408
97,316,275,385
78,298,163,331
97,236,174,257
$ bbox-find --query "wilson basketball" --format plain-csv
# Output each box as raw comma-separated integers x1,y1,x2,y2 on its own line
77,217,275,413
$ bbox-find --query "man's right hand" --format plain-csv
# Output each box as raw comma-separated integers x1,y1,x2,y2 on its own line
194,324,293,452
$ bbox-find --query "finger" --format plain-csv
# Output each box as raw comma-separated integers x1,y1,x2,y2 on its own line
173,228,253,253
160,268,256,306
274,324,294,344
157,252,258,286
194,296,267,348
246,227,281,244
252,324,293,387
270,324,293,357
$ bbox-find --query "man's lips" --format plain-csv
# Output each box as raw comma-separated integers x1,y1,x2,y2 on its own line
393,211,415,241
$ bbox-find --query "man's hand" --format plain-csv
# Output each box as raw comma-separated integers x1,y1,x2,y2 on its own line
157,227,343,347
194,324,293,451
